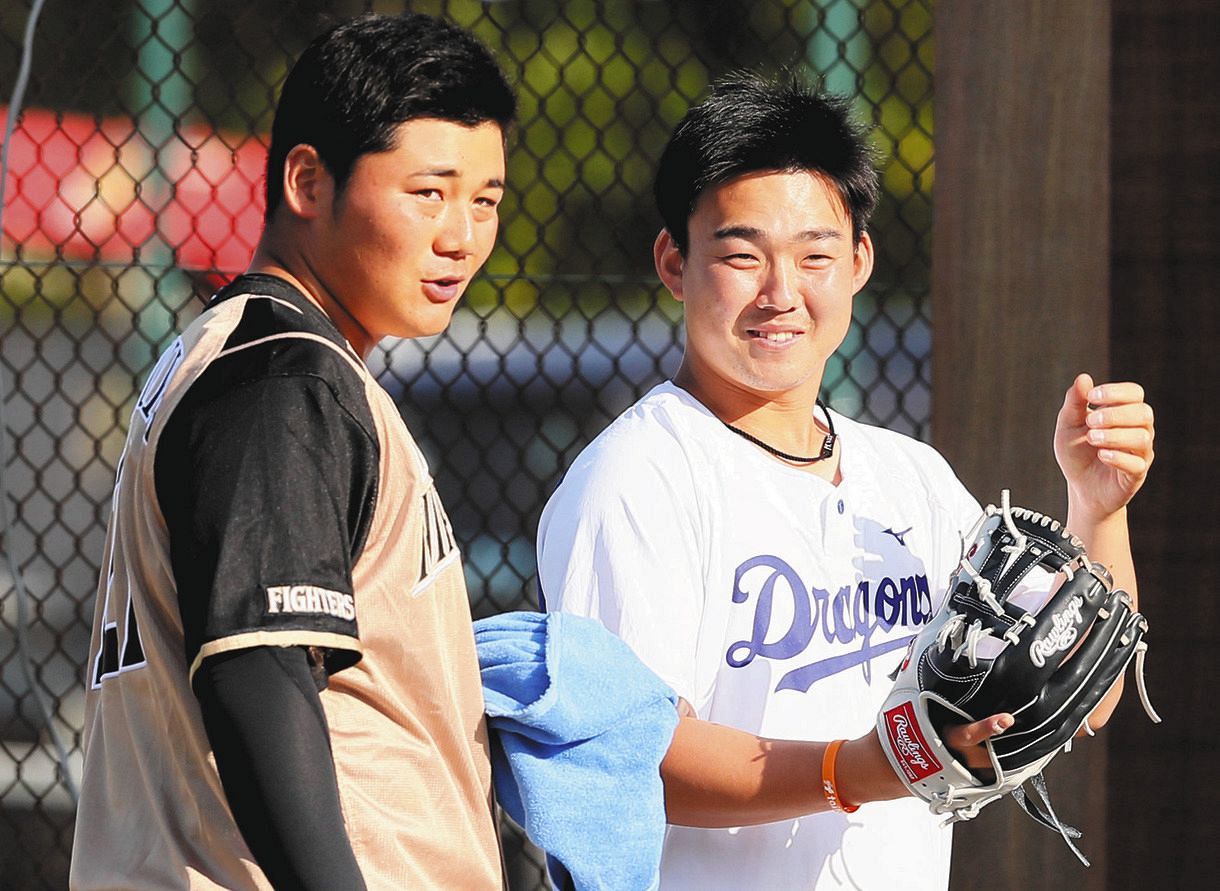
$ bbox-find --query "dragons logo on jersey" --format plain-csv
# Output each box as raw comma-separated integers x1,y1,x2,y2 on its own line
725,554,933,692
725,520,935,693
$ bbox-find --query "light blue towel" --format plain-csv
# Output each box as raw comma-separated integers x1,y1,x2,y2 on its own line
474,610,679,891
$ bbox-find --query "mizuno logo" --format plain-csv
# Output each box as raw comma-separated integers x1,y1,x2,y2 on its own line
883,526,913,548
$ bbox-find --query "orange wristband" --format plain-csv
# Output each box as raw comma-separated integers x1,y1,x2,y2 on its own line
821,738,859,813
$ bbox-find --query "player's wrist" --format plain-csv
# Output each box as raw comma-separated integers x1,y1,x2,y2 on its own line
820,739,858,813
1065,502,1134,568
1065,492,1129,532
835,733,908,807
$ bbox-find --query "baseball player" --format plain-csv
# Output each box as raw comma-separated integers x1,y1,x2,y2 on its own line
70,13,514,889
537,73,1155,889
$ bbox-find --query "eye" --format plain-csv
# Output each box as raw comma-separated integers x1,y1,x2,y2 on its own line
721,252,759,268
475,195,500,209
412,188,442,200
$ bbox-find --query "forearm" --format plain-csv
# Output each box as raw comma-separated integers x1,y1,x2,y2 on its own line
1065,503,1136,727
194,645,367,890
1066,502,1136,607
661,717,906,828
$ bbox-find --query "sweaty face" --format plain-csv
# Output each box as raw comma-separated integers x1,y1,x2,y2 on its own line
312,118,506,352
658,170,873,410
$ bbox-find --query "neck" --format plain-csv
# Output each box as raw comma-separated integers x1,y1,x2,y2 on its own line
674,361,825,447
673,360,841,481
721,401,837,464
248,235,376,358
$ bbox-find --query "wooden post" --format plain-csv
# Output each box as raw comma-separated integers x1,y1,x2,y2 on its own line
1107,1,1220,886
933,2,1112,887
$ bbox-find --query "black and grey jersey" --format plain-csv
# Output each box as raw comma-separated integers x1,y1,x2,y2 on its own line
72,274,502,890
154,274,377,677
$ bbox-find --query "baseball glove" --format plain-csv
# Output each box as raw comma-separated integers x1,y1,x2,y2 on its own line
876,491,1159,862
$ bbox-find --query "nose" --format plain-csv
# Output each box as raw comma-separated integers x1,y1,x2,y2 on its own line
435,204,476,258
756,262,800,312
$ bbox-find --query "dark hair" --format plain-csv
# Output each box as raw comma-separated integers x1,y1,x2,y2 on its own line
653,71,879,252
264,12,516,221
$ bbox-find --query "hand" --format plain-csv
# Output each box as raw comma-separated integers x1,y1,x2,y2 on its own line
942,712,1013,771
1053,373,1155,522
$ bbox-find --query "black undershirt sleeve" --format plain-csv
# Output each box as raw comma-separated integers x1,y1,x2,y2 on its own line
157,366,378,674
193,645,367,891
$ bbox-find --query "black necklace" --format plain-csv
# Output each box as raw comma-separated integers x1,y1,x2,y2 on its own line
721,400,837,464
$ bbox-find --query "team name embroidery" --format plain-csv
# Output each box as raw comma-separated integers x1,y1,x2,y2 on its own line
1028,594,1085,668
266,585,355,620
136,337,185,441
725,554,933,691
883,702,943,782
419,485,458,587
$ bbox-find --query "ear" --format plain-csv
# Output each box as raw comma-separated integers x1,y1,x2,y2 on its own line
851,230,876,295
280,144,331,220
654,228,686,302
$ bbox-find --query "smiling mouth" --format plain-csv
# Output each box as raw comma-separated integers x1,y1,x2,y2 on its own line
747,329,802,343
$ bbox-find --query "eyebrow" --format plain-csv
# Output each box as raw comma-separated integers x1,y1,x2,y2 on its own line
712,225,845,242
413,168,506,189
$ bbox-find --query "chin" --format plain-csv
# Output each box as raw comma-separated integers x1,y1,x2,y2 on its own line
400,312,460,340
738,373,821,398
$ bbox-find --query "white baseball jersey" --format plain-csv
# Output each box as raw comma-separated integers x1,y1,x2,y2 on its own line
537,381,981,890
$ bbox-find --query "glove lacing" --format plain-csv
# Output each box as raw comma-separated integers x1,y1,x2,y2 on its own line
1133,639,1161,723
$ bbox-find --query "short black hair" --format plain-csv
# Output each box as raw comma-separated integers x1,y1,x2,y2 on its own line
264,12,516,222
654,71,879,252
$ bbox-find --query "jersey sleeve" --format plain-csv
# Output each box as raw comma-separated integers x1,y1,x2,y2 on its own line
194,646,367,889
537,438,706,703
914,442,984,611
156,371,379,681
942,471,983,542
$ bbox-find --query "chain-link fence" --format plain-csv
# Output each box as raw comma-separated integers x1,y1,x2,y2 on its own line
0,0,933,887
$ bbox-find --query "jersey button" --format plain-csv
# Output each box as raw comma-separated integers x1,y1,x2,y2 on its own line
837,499,845,514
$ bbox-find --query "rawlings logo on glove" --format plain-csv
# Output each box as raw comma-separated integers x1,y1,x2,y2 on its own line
1029,596,1084,668
875,491,1160,865
882,703,942,782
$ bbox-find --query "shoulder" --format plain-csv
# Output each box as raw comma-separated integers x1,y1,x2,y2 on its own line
558,382,708,499
173,275,374,433
199,275,364,394
537,385,711,628
837,413,979,519
153,277,381,484
539,382,713,548
838,415,951,471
